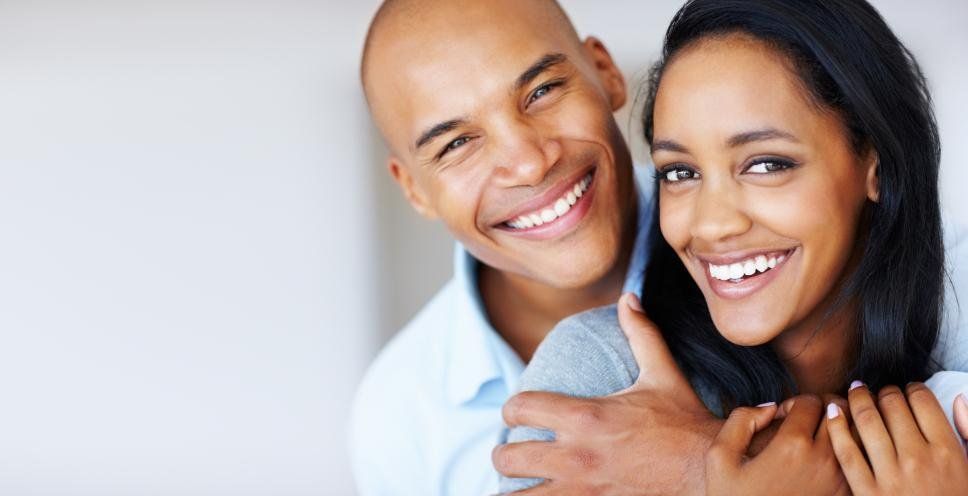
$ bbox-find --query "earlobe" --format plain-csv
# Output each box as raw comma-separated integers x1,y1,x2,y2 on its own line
388,158,439,219
865,152,880,203
583,36,627,111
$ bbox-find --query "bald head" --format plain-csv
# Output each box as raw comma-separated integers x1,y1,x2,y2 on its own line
361,0,581,100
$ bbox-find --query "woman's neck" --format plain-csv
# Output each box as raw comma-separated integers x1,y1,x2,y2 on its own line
771,300,860,396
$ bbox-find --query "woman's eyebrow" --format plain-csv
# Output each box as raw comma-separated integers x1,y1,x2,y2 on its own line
727,128,799,147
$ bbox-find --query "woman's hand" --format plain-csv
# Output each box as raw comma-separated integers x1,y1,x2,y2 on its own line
826,382,968,495
706,395,848,496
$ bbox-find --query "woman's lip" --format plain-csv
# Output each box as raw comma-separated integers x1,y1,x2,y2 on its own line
695,248,795,266
702,247,798,300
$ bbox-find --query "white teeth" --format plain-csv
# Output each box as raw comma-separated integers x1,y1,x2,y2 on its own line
755,255,768,273
554,199,569,216
729,264,744,280
708,252,788,282
505,173,593,229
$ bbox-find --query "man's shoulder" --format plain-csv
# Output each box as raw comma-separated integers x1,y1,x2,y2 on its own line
353,278,461,408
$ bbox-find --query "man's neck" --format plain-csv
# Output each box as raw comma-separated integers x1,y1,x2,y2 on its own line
479,255,630,363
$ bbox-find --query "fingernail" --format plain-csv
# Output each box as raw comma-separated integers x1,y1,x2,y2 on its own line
827,403,840,419
626,293,644,312
756,401,776,408
849,380,865,391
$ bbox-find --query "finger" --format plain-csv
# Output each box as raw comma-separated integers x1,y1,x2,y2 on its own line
826,403,876,494
847,381,897,473
904,382,961,450
492,441,565,479
955,393,968,452
775,395,824,441
708,403,777,467
503,391,590,431
876,384,925,453
617,293,693,393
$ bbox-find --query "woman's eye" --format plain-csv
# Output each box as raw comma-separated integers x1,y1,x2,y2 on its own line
661,168,698,182
746,160,793,174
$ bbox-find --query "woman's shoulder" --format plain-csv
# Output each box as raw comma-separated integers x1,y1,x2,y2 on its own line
518,304,640,398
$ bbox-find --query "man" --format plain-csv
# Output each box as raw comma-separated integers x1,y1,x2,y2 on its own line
351,0,968,495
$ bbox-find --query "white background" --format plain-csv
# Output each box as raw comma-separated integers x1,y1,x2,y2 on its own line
0,1,965,495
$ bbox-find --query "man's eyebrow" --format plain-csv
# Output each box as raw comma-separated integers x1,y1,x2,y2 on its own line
415,118,466,151
727,128,799,147
515,52,567,91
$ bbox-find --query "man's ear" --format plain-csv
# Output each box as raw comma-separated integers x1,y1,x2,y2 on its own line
582,36,626,111
864,149,880,203
388,157,438,219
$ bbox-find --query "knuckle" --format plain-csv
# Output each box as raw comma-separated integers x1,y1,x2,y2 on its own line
502,394,527,422
877,386,905,408
853,405,881,426
570,402,605,429
568,447,601,470
491,445,515,473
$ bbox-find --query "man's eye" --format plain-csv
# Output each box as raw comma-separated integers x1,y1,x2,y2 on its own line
746,160,794,174
526,81,561,106
660,167,699,183
440,136,471,157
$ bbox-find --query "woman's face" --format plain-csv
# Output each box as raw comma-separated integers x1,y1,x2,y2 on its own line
650,34,878,347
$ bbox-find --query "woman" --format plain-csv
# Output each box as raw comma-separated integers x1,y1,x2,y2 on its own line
501,0,968,494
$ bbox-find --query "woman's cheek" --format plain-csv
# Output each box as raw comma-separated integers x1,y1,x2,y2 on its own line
659,192,692,251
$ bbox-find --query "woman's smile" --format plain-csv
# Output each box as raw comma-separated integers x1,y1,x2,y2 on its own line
694,247,797,300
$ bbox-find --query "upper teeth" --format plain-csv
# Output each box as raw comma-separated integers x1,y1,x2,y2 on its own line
708,253,786,282
506,173,592,229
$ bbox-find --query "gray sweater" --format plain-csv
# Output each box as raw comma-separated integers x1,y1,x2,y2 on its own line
499,305,722,493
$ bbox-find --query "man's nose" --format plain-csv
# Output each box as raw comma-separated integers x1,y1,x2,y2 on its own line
689,180,752,243
490,119,562,188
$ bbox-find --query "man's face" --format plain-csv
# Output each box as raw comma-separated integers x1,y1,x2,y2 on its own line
365,0,636,289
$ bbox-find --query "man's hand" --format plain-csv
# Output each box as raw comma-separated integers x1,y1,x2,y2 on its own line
492,293,722,495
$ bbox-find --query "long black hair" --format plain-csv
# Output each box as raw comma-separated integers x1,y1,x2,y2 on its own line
640,0,944,410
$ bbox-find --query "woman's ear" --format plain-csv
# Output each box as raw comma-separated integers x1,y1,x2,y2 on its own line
388,157,439,219
864,149,880,203
582,36,627,111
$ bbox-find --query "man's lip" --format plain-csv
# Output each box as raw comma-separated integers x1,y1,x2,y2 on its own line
493,166,596,226
693,247,797,266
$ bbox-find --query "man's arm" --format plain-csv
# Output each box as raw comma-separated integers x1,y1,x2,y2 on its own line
494,294,722,495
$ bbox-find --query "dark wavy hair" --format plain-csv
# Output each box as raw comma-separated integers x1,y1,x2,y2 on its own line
640,0,944,410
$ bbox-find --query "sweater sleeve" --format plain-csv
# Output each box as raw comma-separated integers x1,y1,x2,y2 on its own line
499,305,639,493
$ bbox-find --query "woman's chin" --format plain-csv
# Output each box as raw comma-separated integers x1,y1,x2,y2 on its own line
710,313,783,347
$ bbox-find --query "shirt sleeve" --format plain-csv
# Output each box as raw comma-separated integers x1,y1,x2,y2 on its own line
924,371,968,442
499,305,639,493
936,217,968,372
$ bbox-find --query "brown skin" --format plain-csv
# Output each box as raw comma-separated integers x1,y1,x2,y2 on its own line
651,35,877,395
364,0,637,361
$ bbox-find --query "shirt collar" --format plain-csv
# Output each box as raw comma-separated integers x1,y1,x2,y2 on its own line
444,163,655,406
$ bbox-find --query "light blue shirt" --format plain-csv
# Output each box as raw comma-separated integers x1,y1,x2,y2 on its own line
348,165,655,496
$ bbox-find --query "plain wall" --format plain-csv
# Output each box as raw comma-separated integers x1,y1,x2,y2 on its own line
0,1,964,495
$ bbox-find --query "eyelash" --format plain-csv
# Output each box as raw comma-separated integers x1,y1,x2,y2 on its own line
655,158,797,183
436,80,565,160
526,79,564,107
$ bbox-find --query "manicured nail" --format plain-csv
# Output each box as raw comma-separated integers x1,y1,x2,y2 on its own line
626,293,644,312
849,380,865,391
756,401,776,408
827,403,840,419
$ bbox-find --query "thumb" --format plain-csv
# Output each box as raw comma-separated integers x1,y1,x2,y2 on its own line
618,293,692,392
709,403,778,468
954,393,968,451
